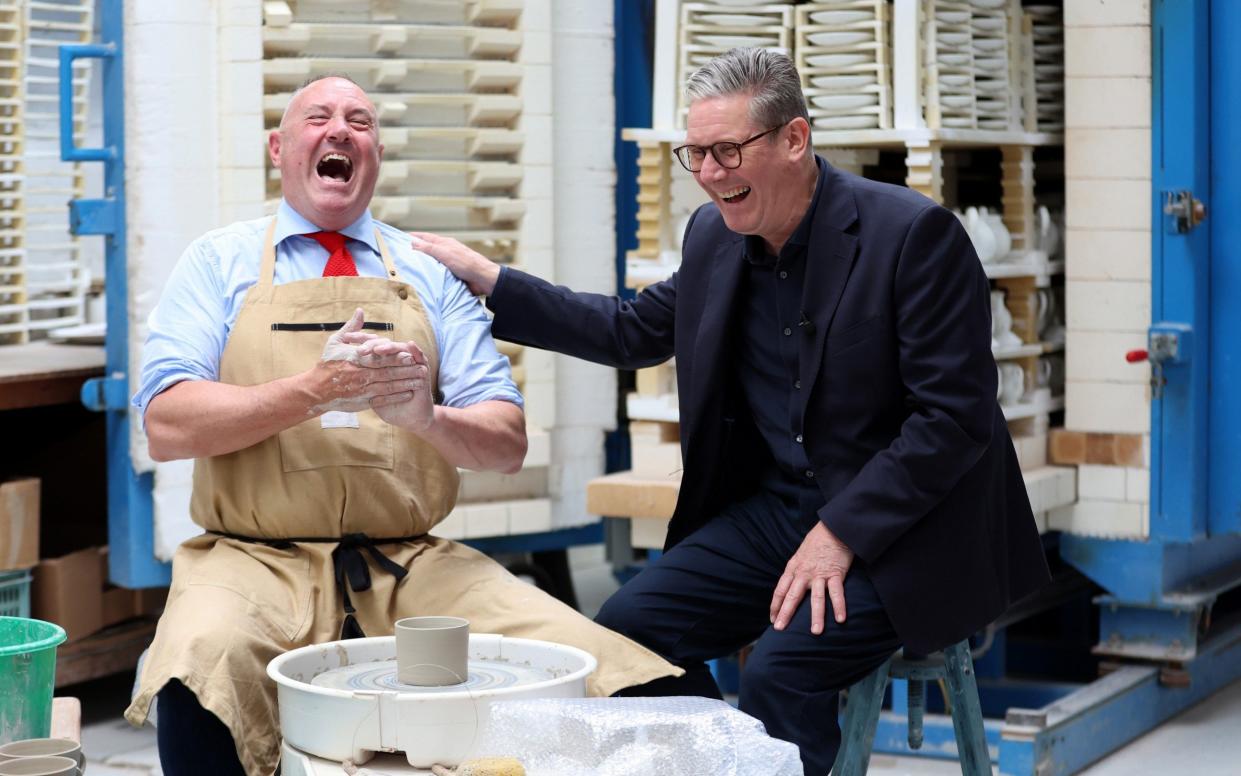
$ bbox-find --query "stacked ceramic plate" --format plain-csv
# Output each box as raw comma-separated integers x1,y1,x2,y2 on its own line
968,0,1014,131
19,0,93,340
678,3,795,127
0,0,23,343
1025,4,1063,132
923,0,977,129
794,1,892,132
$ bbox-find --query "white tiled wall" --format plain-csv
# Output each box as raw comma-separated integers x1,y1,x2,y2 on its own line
1061,1,1153,534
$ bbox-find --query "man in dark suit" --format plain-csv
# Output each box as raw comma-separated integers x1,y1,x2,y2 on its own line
412,48,1049,775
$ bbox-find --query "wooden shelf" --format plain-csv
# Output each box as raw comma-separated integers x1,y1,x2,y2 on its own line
0,341,104,410
1003,394,1065,421
54,618,158,688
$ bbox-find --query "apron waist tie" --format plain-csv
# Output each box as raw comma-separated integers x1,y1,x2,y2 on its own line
205,530,424,640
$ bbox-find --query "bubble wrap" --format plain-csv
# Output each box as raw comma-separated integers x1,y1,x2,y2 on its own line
471,697,804,776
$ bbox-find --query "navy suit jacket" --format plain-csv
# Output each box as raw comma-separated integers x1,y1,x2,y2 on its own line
487,162,1049,653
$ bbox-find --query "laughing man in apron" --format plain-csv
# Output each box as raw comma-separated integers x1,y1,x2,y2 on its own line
124,75,680,776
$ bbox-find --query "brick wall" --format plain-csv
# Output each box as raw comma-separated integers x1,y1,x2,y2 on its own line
1051,0,1152,538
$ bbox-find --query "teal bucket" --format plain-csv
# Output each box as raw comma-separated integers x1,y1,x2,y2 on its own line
0,616,67,744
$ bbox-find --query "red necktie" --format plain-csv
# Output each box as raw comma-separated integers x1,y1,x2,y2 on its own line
308,231,358,277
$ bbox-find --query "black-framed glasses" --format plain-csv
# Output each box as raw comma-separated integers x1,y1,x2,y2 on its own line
672,126,781,172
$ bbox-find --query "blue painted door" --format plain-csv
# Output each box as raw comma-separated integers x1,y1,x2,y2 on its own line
1208,0,1241,536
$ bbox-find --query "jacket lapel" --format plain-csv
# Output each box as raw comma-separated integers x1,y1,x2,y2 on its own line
798,166,860,400
688,236,746,431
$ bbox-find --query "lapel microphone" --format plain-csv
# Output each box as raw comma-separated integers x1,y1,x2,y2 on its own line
798,312,816,336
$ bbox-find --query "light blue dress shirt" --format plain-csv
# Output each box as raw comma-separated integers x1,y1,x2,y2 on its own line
133,200,522,419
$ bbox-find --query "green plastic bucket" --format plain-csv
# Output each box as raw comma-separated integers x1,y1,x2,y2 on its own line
0,616,67,744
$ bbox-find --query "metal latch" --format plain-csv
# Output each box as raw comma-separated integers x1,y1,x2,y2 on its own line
1163,190,1207,233
1126,324,1192,400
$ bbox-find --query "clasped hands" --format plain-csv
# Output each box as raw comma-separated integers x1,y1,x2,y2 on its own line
310,308,434,432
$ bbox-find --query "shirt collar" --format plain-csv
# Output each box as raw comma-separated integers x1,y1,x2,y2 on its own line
274,199,379,253
743,155,829,266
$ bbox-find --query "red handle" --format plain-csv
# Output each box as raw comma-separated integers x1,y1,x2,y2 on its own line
1125,349,1149,363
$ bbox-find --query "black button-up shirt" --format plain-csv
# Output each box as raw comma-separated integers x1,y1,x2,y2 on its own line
734,157,829,515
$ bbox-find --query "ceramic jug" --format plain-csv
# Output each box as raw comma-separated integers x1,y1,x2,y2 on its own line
983,209,1012,260
1035,205,1059,257
965,207,998,263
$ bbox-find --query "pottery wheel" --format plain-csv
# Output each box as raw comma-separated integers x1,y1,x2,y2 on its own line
310,657,559,694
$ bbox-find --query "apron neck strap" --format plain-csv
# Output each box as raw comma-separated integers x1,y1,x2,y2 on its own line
258,218,279,288
374,227,401,281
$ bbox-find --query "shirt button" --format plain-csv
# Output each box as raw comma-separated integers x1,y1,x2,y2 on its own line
794,379,801,389
398,288,409,300
779,270,788,279
783,327,792,336
795,434,803,444
805,469,815,479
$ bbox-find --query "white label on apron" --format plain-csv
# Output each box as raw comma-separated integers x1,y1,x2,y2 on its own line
320,411,361,429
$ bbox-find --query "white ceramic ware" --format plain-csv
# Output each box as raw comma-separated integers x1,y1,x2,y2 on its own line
812,114,879,130
695,34,774,48
809,73,878,89
967,208,998,263
395,616,469,686
0,741,82,774
698,13,769,26
810,10,873,24
1035,205,1060,257
810,93,878,110
0,758,78,776
999,363,1026,405
807,31,872,47
805,53,870,67
984,210,1012,258
936,11,970,24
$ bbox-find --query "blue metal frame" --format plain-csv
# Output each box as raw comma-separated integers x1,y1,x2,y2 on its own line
62,0,169,588
998,617,1241,776
1208,0,1241,536
1148,0,1212,543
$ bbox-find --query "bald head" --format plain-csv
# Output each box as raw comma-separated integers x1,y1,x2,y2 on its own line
268,76,384,231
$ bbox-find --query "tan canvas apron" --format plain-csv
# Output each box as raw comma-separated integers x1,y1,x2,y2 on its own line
125,220,680,776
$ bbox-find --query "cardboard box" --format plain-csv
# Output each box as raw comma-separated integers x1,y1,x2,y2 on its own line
0,477,40,572
33,546,167,642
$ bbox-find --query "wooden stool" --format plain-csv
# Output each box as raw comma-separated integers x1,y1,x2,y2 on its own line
833,640,990,776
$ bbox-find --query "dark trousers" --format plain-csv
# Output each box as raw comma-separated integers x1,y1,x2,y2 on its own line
156,680,247,776
597,491,902,776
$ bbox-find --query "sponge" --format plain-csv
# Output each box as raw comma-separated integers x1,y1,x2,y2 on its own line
430,758,526,776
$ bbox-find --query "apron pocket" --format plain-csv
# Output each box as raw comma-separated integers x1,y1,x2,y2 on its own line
271,322,397,472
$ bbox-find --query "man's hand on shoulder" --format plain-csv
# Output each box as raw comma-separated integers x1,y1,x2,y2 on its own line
770,521,855,635
410,232,501,296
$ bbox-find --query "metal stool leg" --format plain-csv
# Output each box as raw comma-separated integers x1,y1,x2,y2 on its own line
942,641,991,776
832,656,892,776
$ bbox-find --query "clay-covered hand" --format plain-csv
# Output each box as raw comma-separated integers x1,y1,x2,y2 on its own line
769,521,855,635
307,309,426,414
368,338,434,432
410,231,501,296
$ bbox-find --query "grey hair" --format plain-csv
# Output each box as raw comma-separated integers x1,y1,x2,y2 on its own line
684,48,810,131
279,74,377,129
